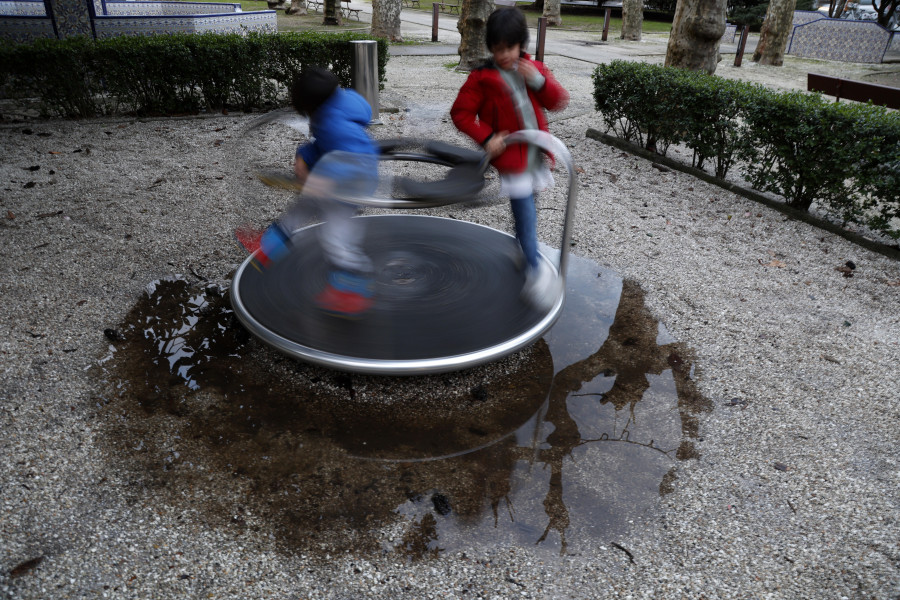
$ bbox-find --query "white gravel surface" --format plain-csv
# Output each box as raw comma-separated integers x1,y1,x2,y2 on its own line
1,41,899,600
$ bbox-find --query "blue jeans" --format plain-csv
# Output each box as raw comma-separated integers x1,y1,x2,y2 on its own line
510,194,539,270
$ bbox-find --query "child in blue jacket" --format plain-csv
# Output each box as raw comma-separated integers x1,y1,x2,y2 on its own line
236,67,378,318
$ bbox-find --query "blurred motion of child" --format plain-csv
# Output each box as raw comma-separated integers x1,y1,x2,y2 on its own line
235,67,378,318
451,6,570,311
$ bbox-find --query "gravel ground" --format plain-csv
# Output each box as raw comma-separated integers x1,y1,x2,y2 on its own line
2,44,899,600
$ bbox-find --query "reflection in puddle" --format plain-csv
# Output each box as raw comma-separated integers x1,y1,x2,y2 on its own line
94,254,709,559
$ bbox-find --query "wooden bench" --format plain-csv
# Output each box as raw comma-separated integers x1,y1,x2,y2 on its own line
341,0,361,19
402,0,420,7
435,0,459,13
808,73,900,110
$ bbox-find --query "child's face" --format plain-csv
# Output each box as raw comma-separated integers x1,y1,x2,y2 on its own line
491,42,522,71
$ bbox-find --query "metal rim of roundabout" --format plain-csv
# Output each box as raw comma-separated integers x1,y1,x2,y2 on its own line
230,129,578,375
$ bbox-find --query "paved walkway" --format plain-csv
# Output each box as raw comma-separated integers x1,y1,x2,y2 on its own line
364,3,761,62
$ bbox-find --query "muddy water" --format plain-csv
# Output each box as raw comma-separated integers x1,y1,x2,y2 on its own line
94,253,709,559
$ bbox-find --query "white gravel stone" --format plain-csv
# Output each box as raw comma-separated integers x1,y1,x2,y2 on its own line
1,33,899,600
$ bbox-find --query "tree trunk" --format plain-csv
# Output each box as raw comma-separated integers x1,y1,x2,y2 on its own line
751,0,797,66
542,0,562,26
664,0,726,74
620,0,643,40
874,0,897,28
323,0,343,25
371,0,403,40
829,0,848,17
457,0,492,71
286,0,308,15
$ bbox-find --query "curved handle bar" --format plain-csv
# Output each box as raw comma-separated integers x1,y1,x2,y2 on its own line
504,130,579,281
340,131,578,279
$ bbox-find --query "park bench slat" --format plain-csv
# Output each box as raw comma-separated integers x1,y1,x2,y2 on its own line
808,72,900,110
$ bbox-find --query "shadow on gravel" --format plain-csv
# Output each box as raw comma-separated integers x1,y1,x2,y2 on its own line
92,253,710,559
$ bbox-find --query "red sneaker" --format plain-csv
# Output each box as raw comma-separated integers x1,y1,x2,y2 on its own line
315,283,374,318
235,225,263,253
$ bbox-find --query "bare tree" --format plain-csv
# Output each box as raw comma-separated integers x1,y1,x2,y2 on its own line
822,0,849,17
873,0,898,28
664,0,727,74
457,0,492,71
621,0,644,40
371,0,403,40
323,0,344,25
543,0,562,25
751,0,797,66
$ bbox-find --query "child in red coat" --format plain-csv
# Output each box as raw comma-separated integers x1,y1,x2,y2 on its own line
451,6,569,310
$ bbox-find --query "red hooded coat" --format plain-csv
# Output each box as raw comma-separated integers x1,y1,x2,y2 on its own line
450,53,569,174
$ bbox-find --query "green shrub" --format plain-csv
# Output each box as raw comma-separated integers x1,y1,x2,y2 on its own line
97,34,200,115
0,32,389,117
669,70,753,178
593,61,692,154
9,36,105,117
739,89,865,212
592,60,900,239
837,107,900,239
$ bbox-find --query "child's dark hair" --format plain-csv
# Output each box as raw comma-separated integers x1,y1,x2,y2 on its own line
291,66,339,116
486,6,529,50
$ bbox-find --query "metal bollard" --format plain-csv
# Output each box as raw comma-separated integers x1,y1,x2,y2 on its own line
734,25,749,67
351,40,381,125
536,17,547,62
432,2,439,42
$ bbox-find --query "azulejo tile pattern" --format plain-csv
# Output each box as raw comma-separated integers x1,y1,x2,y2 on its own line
46,0,93,37
788,13,892,63
720,23,737,43
792,9,824,25
0,15,54,41
0,1,46,16
1,0,273,41
104,1,242,16
92,10,275,37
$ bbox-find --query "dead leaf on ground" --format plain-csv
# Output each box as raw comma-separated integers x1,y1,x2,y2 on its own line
835,266,854,278
759,259,787,268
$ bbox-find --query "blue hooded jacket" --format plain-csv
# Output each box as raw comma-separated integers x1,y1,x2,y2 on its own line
296,87,377,170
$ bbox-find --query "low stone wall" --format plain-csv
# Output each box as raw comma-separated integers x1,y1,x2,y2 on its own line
103,1,242,16
720,23,737,44
787,10,897,62
0,15,54,42
92,10,276,37
0,0,276,41
0,0,44,16
791,9,824,26
788,16,894,63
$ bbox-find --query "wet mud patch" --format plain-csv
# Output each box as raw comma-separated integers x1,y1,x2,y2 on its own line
93,254,710,560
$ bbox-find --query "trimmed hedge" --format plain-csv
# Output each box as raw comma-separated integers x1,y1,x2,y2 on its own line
0,31,389,117
593,60,900,240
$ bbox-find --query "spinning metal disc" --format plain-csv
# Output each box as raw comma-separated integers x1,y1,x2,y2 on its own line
231,215,564,375
230,130,578,375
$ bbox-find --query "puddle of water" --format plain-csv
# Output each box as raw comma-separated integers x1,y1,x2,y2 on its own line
93,253,709,559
